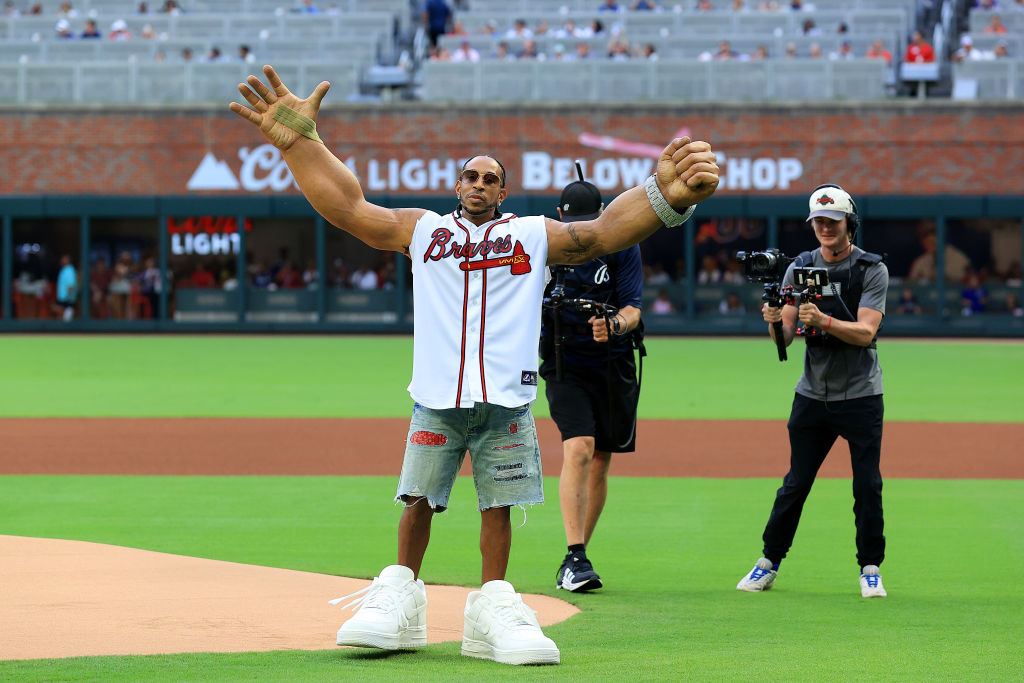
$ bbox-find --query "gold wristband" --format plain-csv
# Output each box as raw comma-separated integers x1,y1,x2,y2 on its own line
272,104,323,144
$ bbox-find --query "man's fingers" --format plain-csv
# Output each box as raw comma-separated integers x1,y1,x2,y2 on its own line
228,101,261,126
309,80,331,114
237,83,267,111
246,74,276,104
264,64,290,98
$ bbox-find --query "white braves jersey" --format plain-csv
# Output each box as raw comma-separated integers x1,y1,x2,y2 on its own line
407,210,549,409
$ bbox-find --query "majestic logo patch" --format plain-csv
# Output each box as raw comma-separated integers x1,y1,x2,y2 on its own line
816,194,835,206
509,423,518,434
521,371,538,386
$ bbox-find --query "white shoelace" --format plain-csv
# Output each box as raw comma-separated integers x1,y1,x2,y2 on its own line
488,594,539,630
329,579,409,627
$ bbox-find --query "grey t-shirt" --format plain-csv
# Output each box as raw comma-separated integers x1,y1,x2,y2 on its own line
781,247,888,401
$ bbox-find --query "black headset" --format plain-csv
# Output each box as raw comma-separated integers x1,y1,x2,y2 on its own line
812,183,860,243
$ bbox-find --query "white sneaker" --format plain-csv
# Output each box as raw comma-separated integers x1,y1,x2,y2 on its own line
331,565,427,649
737,557,778,592
860,565,887,598
462,580,560,665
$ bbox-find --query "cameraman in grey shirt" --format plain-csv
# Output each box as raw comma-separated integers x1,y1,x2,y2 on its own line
737,184,890,599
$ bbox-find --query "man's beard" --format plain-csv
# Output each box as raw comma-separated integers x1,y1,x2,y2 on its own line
459,191,498,216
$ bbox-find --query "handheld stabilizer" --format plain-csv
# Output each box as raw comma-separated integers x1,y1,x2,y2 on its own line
737,249,795,362
543,265,620,381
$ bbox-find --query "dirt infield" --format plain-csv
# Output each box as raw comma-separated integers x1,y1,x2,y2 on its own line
1,416,1020,661
3,417,1022,478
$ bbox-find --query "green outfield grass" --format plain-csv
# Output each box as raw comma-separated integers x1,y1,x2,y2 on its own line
1,335,1022,421
0,475,1021,681
1,335,1022,680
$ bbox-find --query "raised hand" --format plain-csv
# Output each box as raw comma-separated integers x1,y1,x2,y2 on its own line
229,65,331,151
655,138,720,208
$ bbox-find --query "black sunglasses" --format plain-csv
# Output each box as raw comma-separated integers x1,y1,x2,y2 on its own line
460,170,502,187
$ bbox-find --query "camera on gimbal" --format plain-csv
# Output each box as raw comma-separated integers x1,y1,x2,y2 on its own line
736,249,794,283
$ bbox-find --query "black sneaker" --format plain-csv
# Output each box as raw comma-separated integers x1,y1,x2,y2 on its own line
556,552,603,592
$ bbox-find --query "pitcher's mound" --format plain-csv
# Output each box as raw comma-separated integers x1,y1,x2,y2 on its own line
0,535,578,661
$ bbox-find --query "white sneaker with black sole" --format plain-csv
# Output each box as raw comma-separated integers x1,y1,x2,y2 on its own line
462,580,560,665
556,552,603,592
860,565,887,598
331,564,427,649
737,557,778,592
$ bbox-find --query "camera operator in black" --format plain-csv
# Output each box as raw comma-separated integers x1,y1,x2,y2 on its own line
737,184,890,598
540,176,644,593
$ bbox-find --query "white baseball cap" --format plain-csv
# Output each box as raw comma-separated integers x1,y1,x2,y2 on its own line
55,18,70,31
807,186,855,221
111,19,127,31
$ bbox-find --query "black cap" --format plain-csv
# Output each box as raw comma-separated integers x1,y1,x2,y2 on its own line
558,180,602,221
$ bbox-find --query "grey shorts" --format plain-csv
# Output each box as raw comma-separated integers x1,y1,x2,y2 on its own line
395,402,545,512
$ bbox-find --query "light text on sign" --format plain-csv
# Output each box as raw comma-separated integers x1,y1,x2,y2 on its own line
168,217,253,256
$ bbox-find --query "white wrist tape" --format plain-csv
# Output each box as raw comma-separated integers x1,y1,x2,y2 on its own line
644,174,696,228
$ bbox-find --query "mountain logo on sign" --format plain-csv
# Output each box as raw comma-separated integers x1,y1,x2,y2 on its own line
187,152,240,191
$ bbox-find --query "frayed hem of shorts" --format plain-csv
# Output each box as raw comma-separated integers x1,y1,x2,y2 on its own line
395,493,448,513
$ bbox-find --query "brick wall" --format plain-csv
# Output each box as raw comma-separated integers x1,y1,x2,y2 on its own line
1,102,1022,196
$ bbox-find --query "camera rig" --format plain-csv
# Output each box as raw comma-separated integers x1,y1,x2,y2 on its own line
736,250,831,362
543,264,619,381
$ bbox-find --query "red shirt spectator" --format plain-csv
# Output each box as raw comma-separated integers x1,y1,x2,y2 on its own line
983,15,1008,34
865,39,892,66
904,30,935,63
190,263,216,288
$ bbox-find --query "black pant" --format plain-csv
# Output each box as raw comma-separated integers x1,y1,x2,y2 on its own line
761,393,885,568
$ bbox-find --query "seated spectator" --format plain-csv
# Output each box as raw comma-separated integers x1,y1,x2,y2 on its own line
302,259,318,289
275,261,302,289
904,30,935,63
651,289,676,314
550,43,569,60
608,38,632,60
238,44,256,63
90,258,111,319
449,20,469,37
137,1,149,13
202,47,225,63
730,0,747,9
505,18,533,39
80,19,101,38
801,18,821,36
721,259,744,284
1003,292,1023,317
589,19,606,37
55,18,73,38
908,225,971,283
954,35,990,62
250,262,272,288
631,0,662,8
349,264,379,290
645,262,672,285
161,0,182,14
1004,261,1022,287
896,287,922,314
599,0,625,10
534,20,549,37
190,261,216,288
573,41,594,60
57,1,78,18
697,254,722,284
180,47,194,61
451,40,480,62
516,39,541,60
836,21,848,35
750,44,770,60
479,20,498,37
974,0,999,8
696,0,715,10
554,19,583,39
829,41,854,60
718,291,746,315
865,39,893,65
808,42,823,59
959,270,988,315
140,23,157,39
491,41,515,61
299,0,319,12
783,41,798,58
713,40,739,60
757,0,782,8
993,40,1010,58
639,42,658,60
108,19,132,40
983,14,1008,33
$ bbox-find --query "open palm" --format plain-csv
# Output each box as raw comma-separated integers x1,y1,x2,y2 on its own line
229,65,331,151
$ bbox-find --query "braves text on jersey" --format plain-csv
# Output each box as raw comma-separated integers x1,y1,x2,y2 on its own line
407,210,550,409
